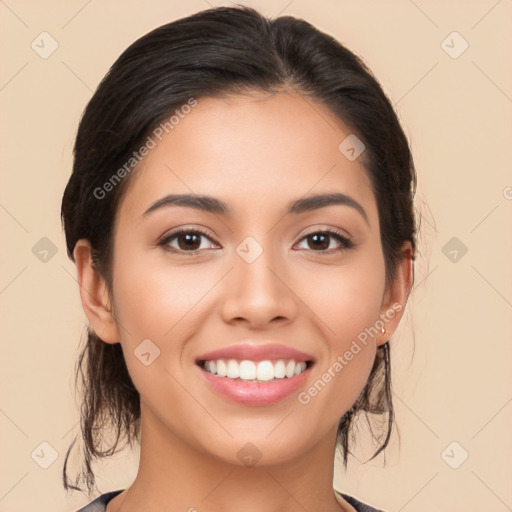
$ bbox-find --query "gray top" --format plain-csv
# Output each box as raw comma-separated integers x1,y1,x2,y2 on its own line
75,489,385,512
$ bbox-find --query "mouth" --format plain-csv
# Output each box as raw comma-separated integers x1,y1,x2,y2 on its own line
194,342,316,405
196,358,315,406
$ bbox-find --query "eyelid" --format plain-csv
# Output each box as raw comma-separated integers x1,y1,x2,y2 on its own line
159,223,215,237
298,224,352,241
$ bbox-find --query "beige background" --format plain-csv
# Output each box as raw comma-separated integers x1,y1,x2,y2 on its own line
1,1,511,511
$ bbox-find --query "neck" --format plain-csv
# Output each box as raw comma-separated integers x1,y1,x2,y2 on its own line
109,402,353,512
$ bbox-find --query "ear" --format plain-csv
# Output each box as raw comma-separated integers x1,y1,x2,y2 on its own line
73,239,120,344
376,241,414,346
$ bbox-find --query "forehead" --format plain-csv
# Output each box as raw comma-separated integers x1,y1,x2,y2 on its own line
118,90,377,223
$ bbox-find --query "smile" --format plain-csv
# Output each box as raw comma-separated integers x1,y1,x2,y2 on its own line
200,358,310,382
197,358,314,406
194,342,315,405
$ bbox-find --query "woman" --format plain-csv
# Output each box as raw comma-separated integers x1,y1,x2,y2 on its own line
61,5,416,512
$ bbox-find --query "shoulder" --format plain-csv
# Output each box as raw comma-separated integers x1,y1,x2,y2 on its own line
75,490,124,512
335,489,387,512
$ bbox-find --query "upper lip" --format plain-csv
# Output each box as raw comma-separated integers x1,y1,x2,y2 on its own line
196,342,315,364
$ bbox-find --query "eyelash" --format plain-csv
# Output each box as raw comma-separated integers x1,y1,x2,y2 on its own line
157,227,355,255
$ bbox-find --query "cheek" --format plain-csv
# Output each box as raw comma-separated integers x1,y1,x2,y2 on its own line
112,251,213,343
110,254,210,407
295,249,385,409
300,247,386,344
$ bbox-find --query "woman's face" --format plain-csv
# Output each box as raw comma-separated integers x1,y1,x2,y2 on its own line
93,90,409,465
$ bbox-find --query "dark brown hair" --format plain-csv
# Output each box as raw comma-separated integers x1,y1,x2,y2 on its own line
61,4,416,495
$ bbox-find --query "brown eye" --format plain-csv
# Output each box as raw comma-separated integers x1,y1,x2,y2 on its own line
175,232,202,251
158,228,218,254
306,233,330,251
296,230,354,253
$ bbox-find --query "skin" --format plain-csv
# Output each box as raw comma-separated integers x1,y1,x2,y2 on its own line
74,89,413,512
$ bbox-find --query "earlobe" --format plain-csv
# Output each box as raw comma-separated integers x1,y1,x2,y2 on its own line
73,239,120,344
376,241,414,346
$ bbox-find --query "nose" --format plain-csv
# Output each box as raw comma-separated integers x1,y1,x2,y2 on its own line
220,245,298,329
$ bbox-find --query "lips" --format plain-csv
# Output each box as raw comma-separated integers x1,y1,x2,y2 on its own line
195,342,315,365
194,342,315,405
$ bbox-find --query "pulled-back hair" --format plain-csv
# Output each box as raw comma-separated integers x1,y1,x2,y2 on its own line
61,4,416,494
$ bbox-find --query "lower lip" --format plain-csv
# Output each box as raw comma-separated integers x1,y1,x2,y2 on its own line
198,365,313,406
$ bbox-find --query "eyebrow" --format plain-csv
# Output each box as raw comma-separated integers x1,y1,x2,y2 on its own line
143,192,369,225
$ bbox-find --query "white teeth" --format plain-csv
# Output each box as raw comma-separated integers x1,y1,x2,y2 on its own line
285,360,295,378
216,360,227,377
239,360,256,380
226,359,239,379
274,360,286,378
201,359,309,381
256,361,274,381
